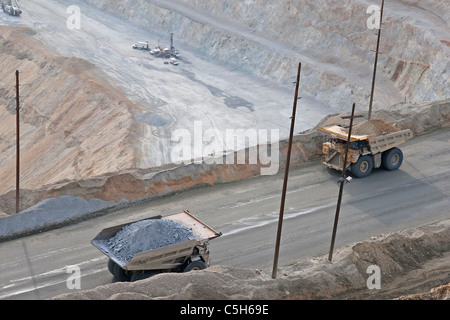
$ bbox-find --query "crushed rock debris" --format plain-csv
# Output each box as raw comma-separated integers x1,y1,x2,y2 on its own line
106,219,195,264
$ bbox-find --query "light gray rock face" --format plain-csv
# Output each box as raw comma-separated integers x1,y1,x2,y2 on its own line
85,0,450,111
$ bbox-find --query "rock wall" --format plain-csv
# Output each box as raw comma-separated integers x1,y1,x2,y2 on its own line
0,26,142,214
85,0,449,111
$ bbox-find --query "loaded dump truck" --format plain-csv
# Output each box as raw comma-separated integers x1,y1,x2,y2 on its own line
92,211,221,282
317,119,413,178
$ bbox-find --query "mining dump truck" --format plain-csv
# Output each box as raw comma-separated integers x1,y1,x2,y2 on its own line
1,0,22,16
317,119,413,178
92,210,221,282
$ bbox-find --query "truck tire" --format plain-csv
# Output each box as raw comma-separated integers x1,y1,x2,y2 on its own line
351,155,374,178
382,147,403,171
183,260,207,272
130,270,159,282
107,258,116,275
112,262,131,282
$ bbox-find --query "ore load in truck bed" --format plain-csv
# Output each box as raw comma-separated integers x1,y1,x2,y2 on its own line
344,119,400,136
103,219,197,265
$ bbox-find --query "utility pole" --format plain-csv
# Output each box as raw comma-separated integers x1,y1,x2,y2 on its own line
15,70,20,213
272,62,301,279
328,103,363,261
368,0,385,120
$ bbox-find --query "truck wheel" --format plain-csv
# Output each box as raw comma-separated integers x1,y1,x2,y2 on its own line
382,147,403,171
131,270,159,282
112,262,131,282
351,155,373,178
183,260,207,272
107,258,116,275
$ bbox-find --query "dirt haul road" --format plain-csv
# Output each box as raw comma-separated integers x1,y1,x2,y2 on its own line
1,128,450,299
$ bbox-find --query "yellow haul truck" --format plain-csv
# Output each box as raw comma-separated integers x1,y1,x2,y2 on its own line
317,119,413,178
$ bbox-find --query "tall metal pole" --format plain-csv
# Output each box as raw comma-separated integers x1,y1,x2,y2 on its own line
272,62,301,279
328,103,362,261
15,70,20,213
368,0,385,120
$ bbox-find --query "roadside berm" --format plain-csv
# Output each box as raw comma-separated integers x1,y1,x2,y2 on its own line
52,218,450,300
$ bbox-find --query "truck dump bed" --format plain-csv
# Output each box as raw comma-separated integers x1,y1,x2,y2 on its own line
91,211,221,271
368,129,413,153
318,118,413,152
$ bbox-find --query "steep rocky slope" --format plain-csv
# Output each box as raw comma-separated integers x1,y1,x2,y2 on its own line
0,0,448,214
397,284,450,300
0,26,142,215
85,0,449,111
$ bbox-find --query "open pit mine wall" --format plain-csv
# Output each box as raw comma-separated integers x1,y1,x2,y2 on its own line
85,0,449,111
4,98,449,214
0,26,143,215
1,1,448,214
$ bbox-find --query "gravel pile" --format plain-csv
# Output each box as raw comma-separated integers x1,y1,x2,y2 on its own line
350,119,399,136
106,219,196,264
